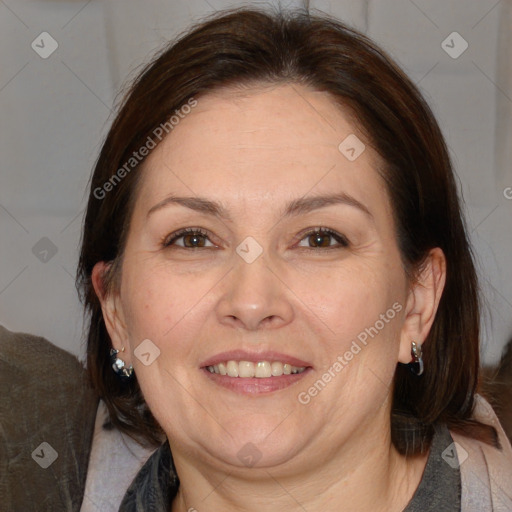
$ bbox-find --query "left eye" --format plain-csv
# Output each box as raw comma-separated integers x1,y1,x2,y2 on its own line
297,228,349,249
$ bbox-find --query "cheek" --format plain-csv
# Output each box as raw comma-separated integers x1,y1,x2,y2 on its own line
296,259,406,400
120,262,220,360
122,277,167,337
299,265,404,414
294,260,401,339
118,266,178,365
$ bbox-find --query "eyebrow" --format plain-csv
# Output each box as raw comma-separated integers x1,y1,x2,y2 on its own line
146,192,373,221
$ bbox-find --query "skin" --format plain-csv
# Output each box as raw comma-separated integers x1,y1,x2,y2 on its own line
93,83,446,511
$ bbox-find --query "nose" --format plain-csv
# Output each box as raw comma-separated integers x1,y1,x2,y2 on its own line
215,249,294,332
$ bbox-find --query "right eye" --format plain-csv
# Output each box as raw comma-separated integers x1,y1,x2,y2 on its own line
162,228,216,249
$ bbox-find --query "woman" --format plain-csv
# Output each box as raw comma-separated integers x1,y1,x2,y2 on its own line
77,7,512,511
3,6,510,512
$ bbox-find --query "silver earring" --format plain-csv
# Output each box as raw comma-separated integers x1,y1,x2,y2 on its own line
409,341,424,376
110,348,134,378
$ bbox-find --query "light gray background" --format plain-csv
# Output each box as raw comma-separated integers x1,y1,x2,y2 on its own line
0,0,511,365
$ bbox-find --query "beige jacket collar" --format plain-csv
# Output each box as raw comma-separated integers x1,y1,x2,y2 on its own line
452,394,512,511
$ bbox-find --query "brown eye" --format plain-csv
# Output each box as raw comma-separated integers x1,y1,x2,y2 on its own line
163,228,214,248
298,228,349,249
182,232,207,247
308,232,331,247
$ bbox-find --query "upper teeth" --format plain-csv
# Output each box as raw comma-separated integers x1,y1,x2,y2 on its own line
206,360,306,378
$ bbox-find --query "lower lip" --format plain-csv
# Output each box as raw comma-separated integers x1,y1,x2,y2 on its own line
201,367,312,394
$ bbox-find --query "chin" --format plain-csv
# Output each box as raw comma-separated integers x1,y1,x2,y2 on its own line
189,417,307,470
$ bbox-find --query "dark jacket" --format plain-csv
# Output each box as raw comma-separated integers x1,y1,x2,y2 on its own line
0,325,98,511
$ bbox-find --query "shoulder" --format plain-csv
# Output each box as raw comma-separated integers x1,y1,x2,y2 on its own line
0,325,99,511
450,394,512,512
0,323,85,373
0,324,96,412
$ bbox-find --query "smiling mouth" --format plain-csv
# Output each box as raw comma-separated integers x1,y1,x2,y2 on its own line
205,360,307,378
206,360,306,379
201,351,312,394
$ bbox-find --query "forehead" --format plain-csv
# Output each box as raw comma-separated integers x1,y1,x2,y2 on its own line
137,83,387,218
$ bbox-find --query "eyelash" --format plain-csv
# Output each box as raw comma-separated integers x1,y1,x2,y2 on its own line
162,227,349,250
162,228,212,248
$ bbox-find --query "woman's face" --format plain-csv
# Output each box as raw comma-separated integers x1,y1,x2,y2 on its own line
98,84,425,473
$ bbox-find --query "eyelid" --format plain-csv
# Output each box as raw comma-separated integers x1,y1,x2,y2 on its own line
295,227,350,248
162,227,216,248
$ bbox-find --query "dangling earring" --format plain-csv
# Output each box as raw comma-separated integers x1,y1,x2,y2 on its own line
408,341,424,376
110,347,134,378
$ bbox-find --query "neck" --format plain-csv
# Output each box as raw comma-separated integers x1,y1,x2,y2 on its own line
169,408,429,512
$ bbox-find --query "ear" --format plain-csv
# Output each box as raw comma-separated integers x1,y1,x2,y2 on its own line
398,248,447,364
91,261,130,360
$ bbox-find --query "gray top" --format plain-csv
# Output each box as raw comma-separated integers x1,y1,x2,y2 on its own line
403,423,461,511
119,423,461,511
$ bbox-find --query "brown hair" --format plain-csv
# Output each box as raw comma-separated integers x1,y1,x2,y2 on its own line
77,7,498,452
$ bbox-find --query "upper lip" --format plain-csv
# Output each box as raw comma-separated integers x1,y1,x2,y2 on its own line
200,349,312,369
